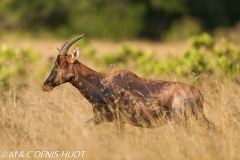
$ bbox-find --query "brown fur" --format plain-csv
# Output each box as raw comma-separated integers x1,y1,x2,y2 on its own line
43,51,213,133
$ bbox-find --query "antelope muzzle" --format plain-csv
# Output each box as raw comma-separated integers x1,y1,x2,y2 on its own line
42,83,54,92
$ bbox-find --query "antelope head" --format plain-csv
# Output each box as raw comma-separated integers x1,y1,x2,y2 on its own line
42,34,84,92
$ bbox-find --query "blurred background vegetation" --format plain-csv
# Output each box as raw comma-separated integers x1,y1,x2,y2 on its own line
0,0,240,40
1,0,240,92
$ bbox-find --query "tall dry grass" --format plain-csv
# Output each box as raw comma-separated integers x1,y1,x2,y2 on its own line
1,72,240,160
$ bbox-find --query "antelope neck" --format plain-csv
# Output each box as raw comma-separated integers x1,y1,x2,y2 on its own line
70,62,104,103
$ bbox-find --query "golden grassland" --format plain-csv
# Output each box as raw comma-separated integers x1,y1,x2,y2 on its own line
1,75,240,160
0,36,240,160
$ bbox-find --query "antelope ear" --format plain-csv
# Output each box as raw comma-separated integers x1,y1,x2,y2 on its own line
66,47,79,63
72,47,79,60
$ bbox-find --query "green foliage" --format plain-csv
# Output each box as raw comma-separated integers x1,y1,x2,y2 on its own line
1,0,240,40
0,44,39,90
0,0,146,39
150,0,186,13
163,17,202,40
143,33,240,81
81,34,240,82
178,34,240,79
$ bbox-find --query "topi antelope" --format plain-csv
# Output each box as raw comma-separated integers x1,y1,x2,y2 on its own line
43,34,213,133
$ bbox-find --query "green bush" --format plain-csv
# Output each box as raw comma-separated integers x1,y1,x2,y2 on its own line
80,34,240,82
0,44,39,91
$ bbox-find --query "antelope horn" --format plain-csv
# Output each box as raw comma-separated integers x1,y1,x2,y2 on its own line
58,40,70,53
59,33,85,55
